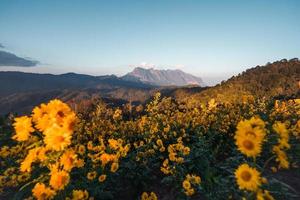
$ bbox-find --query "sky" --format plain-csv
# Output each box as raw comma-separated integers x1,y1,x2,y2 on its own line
0,0,299,85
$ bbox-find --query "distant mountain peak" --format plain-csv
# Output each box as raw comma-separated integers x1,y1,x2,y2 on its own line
122,67,205,86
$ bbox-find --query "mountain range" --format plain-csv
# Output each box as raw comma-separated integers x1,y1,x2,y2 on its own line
0,59,299,115
0,71,151,97
122,67,205,86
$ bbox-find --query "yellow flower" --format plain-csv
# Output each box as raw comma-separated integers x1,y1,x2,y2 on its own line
235,116,266,158
262,190,274,200
34,115,52,132
186,174,201,185
32,99,76,133
60,150,78,171
235,134,262,158
44,124,72,151
36,147,48,161
273,121,290,149
208,98,217,110
113,109,122,121
248,116,266,130
98,174,107,182
149,192,158,200
236,117,266,142
184,188,195,196
49,164,70,190
108,139,120,150
12,116,34,141
72,189,89,200
271,167,277,173
156,139,163,147
182,147,190,156
32,183,55,200
76,159,85,168
235,164,261,191
111,162,119,173
141,192,148,200
87,171,97,180
32,103,50,132
32,103,47,122
62,112,77,134
257,190,264,200
182,180,191,190
100,153,116,167
273,122,289,139
20,148,39,172
169,152,177,161
159,146,166,152
47,99,73,124
77,145,86,155
257,190,274,200
182,174,200,196
273,146,289,169
261,177,268,184
87,141,93,150
141,192,157,200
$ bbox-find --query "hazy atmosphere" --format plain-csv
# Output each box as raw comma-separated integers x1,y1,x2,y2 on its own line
0,0,299,85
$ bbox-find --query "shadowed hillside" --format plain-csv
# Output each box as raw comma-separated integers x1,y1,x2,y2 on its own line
0,72,155,114
0,72,152,96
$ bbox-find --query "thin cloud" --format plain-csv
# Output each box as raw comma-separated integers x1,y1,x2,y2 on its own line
0,43,4,48
129,62,186,70
0,50,39,67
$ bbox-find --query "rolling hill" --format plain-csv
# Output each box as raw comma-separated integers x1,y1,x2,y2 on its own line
186,58,300,103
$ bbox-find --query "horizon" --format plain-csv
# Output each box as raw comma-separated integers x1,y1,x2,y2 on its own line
0,0,300,85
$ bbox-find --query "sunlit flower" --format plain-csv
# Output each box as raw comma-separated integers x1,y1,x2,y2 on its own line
182,180,191,190
235,134,262,158
257,190,274,200
44,124,72,151
235,164,261,191
87,171,97,180
72,189,89,200
49,164,70,190
156,139,163,147
235,117,266,158
111,162,119,173
77,145,86,155
47,99,73,125
108,139,120,150
12,116,34,141
141,192,157,200
236,117,266,141
36,147,48,161
98,174,107,182
100,153,116,167
20,148,39,172
32,103,50,132
32,183,55,200
60,150,78,171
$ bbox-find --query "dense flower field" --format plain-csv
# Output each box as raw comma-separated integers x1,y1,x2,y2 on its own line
0,93,299,200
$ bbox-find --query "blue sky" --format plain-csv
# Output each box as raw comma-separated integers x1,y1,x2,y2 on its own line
0,0,299,85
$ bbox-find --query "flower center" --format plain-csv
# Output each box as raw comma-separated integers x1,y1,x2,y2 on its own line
55,136,65,143
241,171,252,181
57,111,65,118
243,140,254,150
